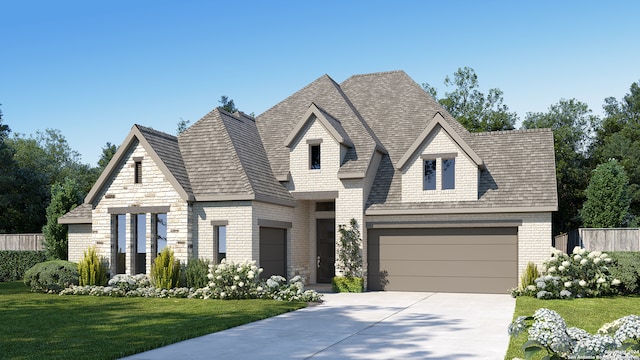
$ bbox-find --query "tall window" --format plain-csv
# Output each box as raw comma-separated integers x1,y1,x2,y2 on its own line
423,160,436,190
115,214,126,274
217,226,226,263
310,144,321,169
134,214,146,274
442,158,456,190
155,213,167,256
134,161,142,184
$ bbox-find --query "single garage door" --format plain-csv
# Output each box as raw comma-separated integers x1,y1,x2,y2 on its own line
259,227,286,279
368,227,517,294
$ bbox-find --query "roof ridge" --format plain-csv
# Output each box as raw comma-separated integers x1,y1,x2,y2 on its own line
218,111,255,194
471,128,553,136
135,124,177,141
343,70,405,80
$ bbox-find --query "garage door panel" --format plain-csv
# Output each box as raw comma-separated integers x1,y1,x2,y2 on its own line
378,260,516,278
368,274,516,293
372,244,517,261
368,227,518,293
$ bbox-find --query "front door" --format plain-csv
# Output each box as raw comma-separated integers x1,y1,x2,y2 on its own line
316,218,335,283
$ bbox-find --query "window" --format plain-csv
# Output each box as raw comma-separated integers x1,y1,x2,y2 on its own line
115,214,126,274
310,144,321,169
315,201,335,211
134,161,142,184
154,213,167,256
217,226,226,263
442,158,455,190
134,214,146,274
423,160,436,190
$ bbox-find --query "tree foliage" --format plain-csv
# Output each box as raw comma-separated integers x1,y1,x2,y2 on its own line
580,159,631,228
591,81,640,216
43,178,83,260
176,118,190,135
218,95,237,113
336,219,363,278
98,142,118,170
423,67,517,132
522,99,599,234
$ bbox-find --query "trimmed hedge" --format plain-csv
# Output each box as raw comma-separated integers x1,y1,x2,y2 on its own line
332,276,364,293
608,252,640,295
0,251,48,282
23,260,79,292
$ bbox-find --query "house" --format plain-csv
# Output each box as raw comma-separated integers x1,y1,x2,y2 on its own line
59,70,557,294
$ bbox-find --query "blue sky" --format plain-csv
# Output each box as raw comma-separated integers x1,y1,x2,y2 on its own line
2,1,638,165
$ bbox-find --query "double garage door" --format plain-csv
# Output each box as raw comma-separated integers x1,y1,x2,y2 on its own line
368,227,517,294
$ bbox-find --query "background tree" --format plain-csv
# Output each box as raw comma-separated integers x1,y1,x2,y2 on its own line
522,99,599,234
423,67,517,132
98,142,118,170
591,81,640,217
218,95,237,113
580,159,631,228
176,118,190,135
43,178,82,260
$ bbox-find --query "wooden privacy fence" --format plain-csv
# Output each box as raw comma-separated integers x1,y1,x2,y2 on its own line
0,234,45,251
554,228,640,253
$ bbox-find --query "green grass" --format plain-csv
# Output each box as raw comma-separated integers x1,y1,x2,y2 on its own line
0,281,306,360
505,295,640,359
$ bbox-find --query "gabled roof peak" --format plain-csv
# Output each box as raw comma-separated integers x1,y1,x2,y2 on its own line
284,102,354,148
396,112,484,171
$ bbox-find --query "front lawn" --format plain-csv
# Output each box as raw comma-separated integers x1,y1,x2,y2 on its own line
0,281,305,360
505,295,640,359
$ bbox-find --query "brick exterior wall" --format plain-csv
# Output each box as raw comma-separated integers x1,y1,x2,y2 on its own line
90,141,189,275
402,127,478,202
67,224,92,263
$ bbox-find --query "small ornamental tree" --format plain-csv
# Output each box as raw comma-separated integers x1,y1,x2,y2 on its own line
580,159,631,228
42,178,82,260
333,219,364,292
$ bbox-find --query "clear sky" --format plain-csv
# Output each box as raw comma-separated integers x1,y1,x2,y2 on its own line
2,1,638,165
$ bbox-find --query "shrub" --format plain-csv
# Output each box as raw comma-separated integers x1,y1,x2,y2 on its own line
512,247,621,299
78,246,108,286
336,218,363,278
185,258,210,289
0,250,47,282
332,276,364,293
509,308,640,359
150,247,181,289
261,275,323,302
23,260,79,292
520,262,540,290
205,259,262,299
608,252,640,295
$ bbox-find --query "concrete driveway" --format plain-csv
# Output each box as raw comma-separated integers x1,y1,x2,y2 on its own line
122,292,515,360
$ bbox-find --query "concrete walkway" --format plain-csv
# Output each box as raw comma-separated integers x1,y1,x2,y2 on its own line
122,292,515,360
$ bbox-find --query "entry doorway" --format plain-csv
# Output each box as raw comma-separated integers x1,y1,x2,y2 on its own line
316,218,335,283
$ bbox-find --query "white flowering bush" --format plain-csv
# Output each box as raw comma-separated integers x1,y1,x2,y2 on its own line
512,247,621,299
509,308,640,359
59,260,322,302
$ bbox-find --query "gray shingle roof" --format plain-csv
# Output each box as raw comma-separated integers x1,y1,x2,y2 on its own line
58,203,92,224
179,109,294,204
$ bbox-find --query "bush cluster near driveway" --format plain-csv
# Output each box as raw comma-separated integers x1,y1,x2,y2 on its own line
505,296,640,360
0,281,305,360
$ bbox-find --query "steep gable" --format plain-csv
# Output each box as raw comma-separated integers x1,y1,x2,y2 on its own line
85,125,193,204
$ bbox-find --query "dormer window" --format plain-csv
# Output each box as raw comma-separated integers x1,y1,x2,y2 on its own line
423,159,436,190
422,153,457,191
307,139,322,170
442,158,455,189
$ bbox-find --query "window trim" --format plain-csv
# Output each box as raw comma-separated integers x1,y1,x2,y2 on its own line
309,144,321,170
442,158,456,190
423,159,436,191
134,161,142,184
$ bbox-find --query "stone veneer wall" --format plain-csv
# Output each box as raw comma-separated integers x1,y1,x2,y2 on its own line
67,224,92,263
365,212,552,283
90,141,189,275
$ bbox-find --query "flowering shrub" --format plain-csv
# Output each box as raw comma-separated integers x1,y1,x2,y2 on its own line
59,260,322,302
509,308,640,359
512,247,621,299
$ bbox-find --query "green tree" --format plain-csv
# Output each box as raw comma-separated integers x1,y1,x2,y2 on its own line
43,178,83,259
336,219,363,278
591,81,640,216
522,99,599,234
580,159,631,228
176,118,190,135
98,142,118,169
423,67,517,132
218,95,237,113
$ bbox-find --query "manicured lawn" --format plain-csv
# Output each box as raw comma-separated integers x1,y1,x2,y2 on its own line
505,295,640,359
0,281,306,360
